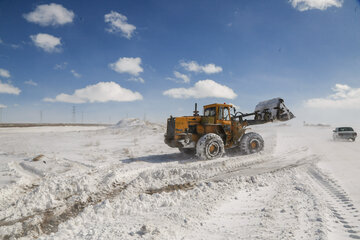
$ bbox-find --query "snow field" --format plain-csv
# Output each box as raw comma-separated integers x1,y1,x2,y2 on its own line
0,120,359,239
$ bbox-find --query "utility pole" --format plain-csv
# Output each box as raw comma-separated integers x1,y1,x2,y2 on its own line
72,106,76,123
40,110,43,123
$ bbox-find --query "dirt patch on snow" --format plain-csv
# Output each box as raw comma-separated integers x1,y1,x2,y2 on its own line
145,182,195,195
0,182,128,239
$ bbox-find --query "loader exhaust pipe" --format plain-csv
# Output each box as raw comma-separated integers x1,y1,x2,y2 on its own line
193,103,199,116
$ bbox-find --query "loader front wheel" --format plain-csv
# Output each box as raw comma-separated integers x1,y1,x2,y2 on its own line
196,133,224,160
240,132,264,155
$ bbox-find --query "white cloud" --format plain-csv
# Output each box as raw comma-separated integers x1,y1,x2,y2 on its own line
71,70,81,78
44,81,143,103
305,84,360,109
289,0,343,11
54,62,68,70
0,104,7,108
0,81,21,95
128,77,145,83
0,68,10,78
180,61,223,74
10,44,20,49
104,11,136,39
0,39,21,49
163,79,237,99
23,3,74,26
30,33,61,53
174,71,190,83
109,57,143,76
24,80,38,86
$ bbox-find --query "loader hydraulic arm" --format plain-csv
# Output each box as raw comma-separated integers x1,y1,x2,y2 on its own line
232,111,268,126
232,98,295,126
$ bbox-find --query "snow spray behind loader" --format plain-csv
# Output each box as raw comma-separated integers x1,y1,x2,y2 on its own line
164,98,295,160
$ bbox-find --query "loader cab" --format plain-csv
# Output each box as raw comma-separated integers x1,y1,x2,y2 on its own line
202,103,232,124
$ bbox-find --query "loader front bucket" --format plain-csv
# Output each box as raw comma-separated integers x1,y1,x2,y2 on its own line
254,98,295,122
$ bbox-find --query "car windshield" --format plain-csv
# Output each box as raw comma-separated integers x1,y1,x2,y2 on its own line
338,127,354,131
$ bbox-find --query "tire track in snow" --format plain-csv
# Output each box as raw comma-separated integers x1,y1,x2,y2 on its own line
145,154,316,196
0,160,42,211
308,168,360,239
0,146,313,239
0,181,128,240
0,130,316,239
208,147,316,182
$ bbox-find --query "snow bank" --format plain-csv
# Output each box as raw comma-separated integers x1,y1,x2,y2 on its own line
114,118,146,128
112,118,165,133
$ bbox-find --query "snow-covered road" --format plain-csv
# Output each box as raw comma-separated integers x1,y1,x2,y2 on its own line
0,120,359,239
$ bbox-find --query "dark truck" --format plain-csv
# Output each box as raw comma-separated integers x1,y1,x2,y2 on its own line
333,127,357,141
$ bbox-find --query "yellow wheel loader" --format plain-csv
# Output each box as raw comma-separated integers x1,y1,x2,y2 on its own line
164,98,295,160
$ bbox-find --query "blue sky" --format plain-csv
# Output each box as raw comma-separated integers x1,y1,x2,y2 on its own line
0,0,360,124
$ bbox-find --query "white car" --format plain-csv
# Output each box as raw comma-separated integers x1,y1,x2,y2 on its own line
333,127,357,141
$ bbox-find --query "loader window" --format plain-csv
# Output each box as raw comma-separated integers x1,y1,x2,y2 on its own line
218,107,230,120
224,108,230,120
204,107,216,117
218,107,223,120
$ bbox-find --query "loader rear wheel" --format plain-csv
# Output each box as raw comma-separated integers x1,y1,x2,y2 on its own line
240,132,264,155
196,133,224,160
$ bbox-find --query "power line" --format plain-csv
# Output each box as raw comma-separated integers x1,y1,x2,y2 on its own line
72,106,76,123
